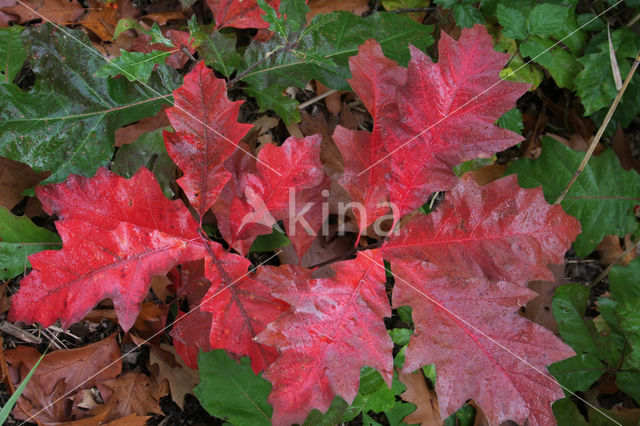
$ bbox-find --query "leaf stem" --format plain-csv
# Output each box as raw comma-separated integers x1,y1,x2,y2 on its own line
554,50,640,205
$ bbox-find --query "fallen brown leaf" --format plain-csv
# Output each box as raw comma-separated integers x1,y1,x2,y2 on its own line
7,334,122,424
1,0,84,25
94,372,163,421
149,343,199,409
306,0,369,21
523,264,566,334
141,11,184,25
470,164,506,186
84,301,168,340
597,234,636,267
315,80,343,115
81,0,121,41
0,0,16,27
0,157,47,210
114,107,170,147
398,368,442,426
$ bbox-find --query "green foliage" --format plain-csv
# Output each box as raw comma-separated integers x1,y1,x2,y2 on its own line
508,137,640,257
191,28,242,78
114,17,174,47
0,207,61,280
249,228,291,253
96,50,170,83
575,27,640,128
0,24,180,186
551,263,640,412
435,0,483,28
0,25,26,83
196,350,273,425
196,1,434,123
112,128,176,198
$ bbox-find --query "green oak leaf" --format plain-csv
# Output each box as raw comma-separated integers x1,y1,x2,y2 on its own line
240,11,433,122
0,26,27,83
96,50,170,83
195,350,273,426
112,128,176,198
507,137,640,257
193,29,242,78
0,23,180,186
0,207,61,280
350,367,395,414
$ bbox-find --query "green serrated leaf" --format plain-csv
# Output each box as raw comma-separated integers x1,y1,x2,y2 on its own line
0,26,26,83
548,354,605,393
0,207,61,280
496,4,527,40
520,36,581,89
96,50,170,83
496,107,523,133
444,404,475,426
195,350,273,426
112,128,176,198
351,367,395,414
507,137,640,257
249,227,291,252
500,53,543,88
389,328,412,346
0,24,180,186
303,396,358,425
575,27,640,126
552,284,599,355
528,3,569,36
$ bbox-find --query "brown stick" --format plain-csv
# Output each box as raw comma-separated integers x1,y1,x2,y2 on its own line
554,51,640,205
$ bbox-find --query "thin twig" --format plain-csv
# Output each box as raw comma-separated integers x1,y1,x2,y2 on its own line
0,321,42,344
298,89,338,109
627,12,640,27
590,236,640,287
227,41,297,88
554,50,640,205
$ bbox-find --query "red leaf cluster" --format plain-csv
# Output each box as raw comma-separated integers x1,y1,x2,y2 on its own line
9,25,581,425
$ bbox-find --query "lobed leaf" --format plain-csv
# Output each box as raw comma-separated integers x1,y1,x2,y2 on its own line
8,168,204,331
0,24,180,186
256,255,393,425
508,137,640,257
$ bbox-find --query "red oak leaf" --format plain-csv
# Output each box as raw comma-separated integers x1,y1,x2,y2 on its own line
390,261,574,425
9,168,203,332
200,241,289,373
383,174,581,286
333,40,406,239
256,254,393,426
385,25,529,216
214,135,329,259
382,175,580,424
206,0,280,29
164,62,252,221
171,308,213,370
